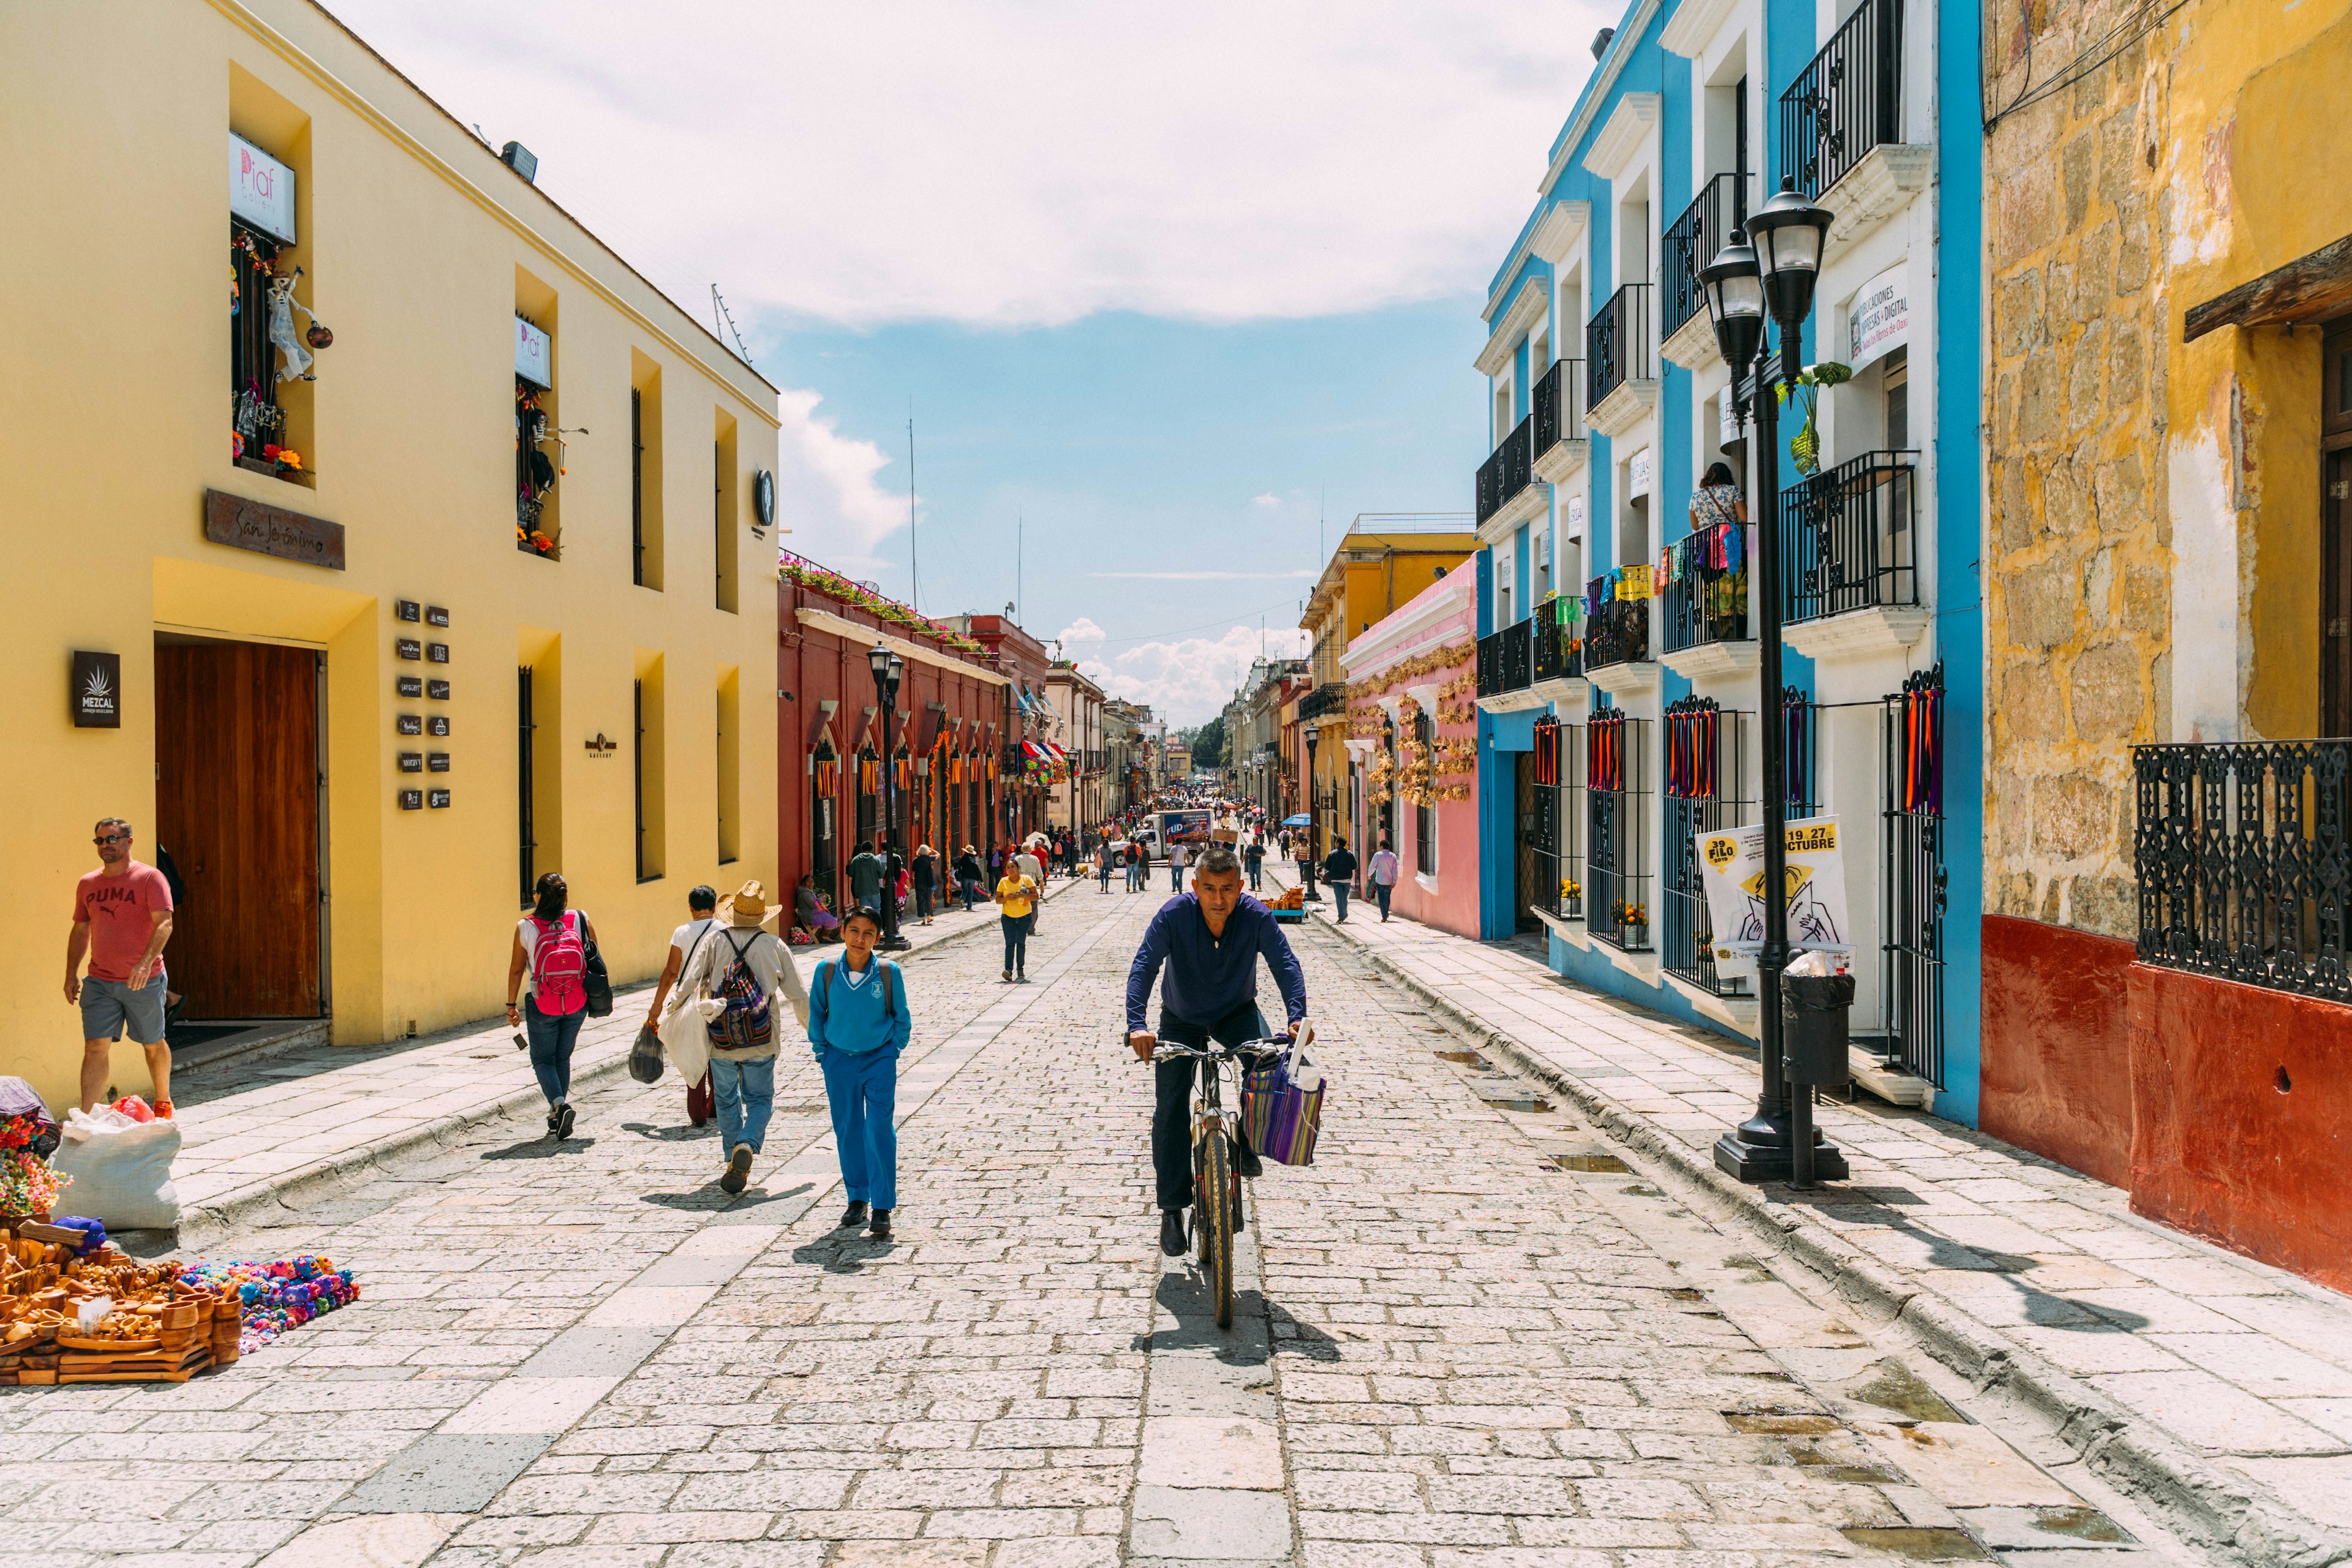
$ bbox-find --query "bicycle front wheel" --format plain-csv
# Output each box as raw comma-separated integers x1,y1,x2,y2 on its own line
1199,1128,1234,1330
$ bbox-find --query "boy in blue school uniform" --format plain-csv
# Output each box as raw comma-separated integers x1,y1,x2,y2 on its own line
807,903,912,1239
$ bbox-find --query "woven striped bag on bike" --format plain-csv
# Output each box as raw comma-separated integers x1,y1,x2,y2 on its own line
1241,1055,1324,1167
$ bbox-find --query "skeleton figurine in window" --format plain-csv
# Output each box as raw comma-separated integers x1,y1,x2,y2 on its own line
267,265,324,383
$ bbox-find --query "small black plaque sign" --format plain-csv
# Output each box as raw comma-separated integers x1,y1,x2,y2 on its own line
203,488,346,570
426,753,450,773
427,679,450,700
426,606,450,627
427,716,450,737
396,639,422,661
70,650,121,729
426,643,450,664
397,676,423,698
427,788,451,809
397,715,423,736
395,600,421,622
398,752,424,773
399,790,424,810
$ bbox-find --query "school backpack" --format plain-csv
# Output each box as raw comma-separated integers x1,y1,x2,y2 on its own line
817,956,900,1031
529,911,589,1015
708,930,775,1050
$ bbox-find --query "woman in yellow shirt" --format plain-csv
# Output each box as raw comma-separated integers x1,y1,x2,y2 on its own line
994,869,1039,983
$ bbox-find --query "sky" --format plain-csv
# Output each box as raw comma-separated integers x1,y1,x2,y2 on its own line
331,0,1610,720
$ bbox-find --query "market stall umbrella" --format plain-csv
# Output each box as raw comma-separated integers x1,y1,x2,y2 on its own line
1281,813,1311,827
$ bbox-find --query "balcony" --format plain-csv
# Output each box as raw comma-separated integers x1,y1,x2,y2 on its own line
1297,681,1348,723
2135,739,2352,1004
1780,0,1926,257
1474,417,1540,540
1531,359,1589,484
1585,284,1656,439
1660,173,1750,369
1530,595,1585,706
1780,450,1927,661
1475,618,1544,714
1659,530,1755,681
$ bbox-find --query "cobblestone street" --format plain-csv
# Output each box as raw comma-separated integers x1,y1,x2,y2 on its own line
3,888,2214,1568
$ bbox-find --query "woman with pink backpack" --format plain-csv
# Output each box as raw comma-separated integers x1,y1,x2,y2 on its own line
505,871,602,1140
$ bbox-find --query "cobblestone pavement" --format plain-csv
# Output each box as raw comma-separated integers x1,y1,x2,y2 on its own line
1,885,2224,1568
1255,863,2352,1560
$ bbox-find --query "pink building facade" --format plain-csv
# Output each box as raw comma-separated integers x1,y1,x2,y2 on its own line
1340,570,1480,938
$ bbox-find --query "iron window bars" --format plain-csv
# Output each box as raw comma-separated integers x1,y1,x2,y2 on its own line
1663,698,1755,995
1534,596,1585,682
1780,0,1905,201
1882,665,1948,1085
631,389,646,587
2135,736,2352,1004
1474,416,1536,527
1532,358,1588,458
1531,716,1586,921
1476,620,1535,698
1781,450,1919,625
230,223,287,458
1298,682,1349,722
1584,595,1650,673
1587,284,1654,409
1588,706,1653,951
518,666,537,907
1662,173,1751,341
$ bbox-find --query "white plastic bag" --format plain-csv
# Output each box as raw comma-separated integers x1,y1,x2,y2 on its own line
50,1106,182,1230
658,996,717,1088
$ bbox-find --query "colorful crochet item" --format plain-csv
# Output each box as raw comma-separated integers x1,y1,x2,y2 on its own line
177,1255,360,1354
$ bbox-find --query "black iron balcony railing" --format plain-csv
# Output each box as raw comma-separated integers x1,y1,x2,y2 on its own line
1476,624,1533,698
1532,358,1587,458
1474,417,1536,527
1588,707,1651,952
2135,738,2352,1004
1583,596,1649,673
1662,173,1751,342
1781,0,1905,200
1586,284,1653,409
1660,548,1750,654
1532,596,1584,683
1297,681,1348,722
1662,696,1754,995
1781,450,1919,624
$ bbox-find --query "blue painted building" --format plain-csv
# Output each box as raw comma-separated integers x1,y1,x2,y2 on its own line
1469,0,1984,1123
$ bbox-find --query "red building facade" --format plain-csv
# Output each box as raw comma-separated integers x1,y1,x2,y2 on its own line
949,612,1061,846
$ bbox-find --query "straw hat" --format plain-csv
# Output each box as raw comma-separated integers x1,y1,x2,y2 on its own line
726,880,777,927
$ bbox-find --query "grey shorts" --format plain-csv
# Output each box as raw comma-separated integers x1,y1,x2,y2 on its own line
81,975,167,1046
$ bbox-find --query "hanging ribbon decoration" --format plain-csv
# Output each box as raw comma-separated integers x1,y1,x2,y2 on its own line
1664,698,1717,801
1784,688,1811,809
1589,709,1624,794
1902,668,1945,815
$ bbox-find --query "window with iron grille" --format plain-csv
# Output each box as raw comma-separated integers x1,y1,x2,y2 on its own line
1662,697,1754,994
633,679,649,881
1883,666,1947,1084
1588,707,1652,951
1529,717,1585,921
518,666,537,907
230,223,287,462
1414,710,1437,873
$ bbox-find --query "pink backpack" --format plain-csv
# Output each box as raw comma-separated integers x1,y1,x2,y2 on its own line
529,911,588,1015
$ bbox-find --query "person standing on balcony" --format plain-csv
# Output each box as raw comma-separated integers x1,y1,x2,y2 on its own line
1691,461,1751,641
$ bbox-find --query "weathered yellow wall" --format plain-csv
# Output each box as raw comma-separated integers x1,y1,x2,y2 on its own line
0,0,780,1110
1983,0,2352,935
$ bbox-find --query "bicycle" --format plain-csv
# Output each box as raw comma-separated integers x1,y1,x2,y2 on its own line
1137,1031,1293,1329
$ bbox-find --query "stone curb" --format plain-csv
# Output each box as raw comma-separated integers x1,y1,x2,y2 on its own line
1298,914,2352,1568
175,877,1090,1251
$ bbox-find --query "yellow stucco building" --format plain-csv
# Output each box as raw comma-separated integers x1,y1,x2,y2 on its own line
1,0,781,1111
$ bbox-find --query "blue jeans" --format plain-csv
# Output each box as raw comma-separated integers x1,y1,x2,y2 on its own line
1375,881,1392,919
1099,864,1112,890
710,1054,776,1159
522,998,584,1107
821,1046,899,1210
1152,1002,1270,1212
1332,883,1350,921
1001,912,1033,972
1246,861,1262,891
1169,865,1183,891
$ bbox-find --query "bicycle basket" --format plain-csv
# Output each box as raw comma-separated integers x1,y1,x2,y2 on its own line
1241,1054,1324,1167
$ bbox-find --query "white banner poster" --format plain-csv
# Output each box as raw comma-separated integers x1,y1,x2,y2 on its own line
1847,264,1909,370
1628,446,1651,499
1566,492,1585,541
1695,814,1853,981
230,134,296,244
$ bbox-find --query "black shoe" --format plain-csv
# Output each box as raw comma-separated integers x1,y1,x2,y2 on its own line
869,1210,893,1240
1159,1210,1186,1256
554,1103,576,1140
839,1200,869,1229
1235,1144,1264,1178
720,1144,753,1194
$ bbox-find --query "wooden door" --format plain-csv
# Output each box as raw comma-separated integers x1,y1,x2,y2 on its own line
154,641,323,1017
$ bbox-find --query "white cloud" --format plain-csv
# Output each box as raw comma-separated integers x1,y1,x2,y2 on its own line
1251,493,1283,508
772,387,908,574
321,0,1607,328
1087,624,1311,726
1056,618,1109,646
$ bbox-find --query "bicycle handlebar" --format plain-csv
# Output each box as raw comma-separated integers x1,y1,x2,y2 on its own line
1131,1035,1294,1063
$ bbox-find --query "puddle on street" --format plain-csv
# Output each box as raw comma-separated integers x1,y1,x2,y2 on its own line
1848,1358,1969,1423
2017,1507,2133,1544
1480,1095,1553,1114
1433,1050,1489,1066
1724,1412,1843,1435
1839,1528,1991,1561
1554,1153,1631,1173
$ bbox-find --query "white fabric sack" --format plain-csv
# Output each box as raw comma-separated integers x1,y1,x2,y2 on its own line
659,996,720,1087
51,1107,182,1230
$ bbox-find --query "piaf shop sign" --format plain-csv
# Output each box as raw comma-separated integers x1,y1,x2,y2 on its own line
203,488,345,570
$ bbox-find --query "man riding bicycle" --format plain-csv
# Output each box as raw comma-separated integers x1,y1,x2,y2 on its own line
1127,845,1310,1257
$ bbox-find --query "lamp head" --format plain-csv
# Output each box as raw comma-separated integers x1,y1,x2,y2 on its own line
1744,176,1833,326
887,651,905,687
867,642,892,684
1699,229,1766,373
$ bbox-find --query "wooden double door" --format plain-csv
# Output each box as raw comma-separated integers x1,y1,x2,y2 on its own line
153,638,325,1019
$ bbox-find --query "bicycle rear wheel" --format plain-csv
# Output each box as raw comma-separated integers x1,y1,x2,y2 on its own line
1198,1128,1234,1329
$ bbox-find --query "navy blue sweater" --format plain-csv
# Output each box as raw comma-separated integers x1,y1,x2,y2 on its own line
1125,894,1308,1034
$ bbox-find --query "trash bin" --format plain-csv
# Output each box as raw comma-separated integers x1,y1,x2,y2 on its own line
1782,973,1855,1087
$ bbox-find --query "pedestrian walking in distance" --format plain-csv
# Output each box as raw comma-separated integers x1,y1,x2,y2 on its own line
1243,835,1265,894
1323,837,1359,922
674,881,811,1194
645,884,720,1126
1096,840,1113,892
1014,839,1046,933
849,837,887,918
956,845,985,912
996,861,1040,982
912,843,938,926
67,816,176,1114
507,872,597,1140
809,905,911,1240
1368,838,1400,922
1169,841,1188,893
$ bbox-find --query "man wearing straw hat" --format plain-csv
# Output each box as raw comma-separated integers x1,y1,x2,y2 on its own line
671,881,811,1194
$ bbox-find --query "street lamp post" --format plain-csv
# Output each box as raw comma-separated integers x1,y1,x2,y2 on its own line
1700,179,1846,1187
1301,727,1322,900
867,643,911,952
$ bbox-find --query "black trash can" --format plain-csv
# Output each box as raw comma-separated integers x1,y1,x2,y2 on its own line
1782,973,1855,1087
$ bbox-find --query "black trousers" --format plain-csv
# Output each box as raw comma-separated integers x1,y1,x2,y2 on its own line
1152,1000,1268,1212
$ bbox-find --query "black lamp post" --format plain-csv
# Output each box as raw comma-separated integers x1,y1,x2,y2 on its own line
1301,726,1322,900
1701,179,1845,1187
867,643,911,951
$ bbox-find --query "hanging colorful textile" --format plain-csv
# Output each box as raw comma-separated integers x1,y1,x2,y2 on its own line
1899,666,1945,815
1589,707,1626,793
1664,698,1719,801
1532,715,1562,788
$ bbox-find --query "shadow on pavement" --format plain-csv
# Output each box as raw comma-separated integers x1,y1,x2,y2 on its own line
621,1121,719,1143
480,1136,597,1160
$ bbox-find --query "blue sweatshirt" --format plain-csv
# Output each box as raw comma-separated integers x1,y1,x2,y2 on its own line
1126,894,1308,1034
807,954,912,1056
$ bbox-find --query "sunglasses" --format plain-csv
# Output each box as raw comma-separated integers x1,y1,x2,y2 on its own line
94,834,130,845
